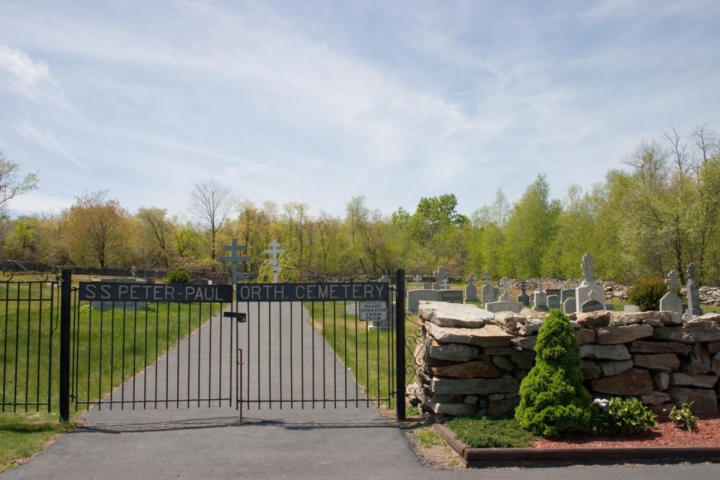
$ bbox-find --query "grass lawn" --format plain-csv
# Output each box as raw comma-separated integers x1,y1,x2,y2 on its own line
305,301,421,411
445,416,537,448
0,276,223,471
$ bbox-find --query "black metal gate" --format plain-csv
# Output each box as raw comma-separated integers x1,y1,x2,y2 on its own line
0,275,59,413
234,271,405,418
70,278,238,412
1,269,407,421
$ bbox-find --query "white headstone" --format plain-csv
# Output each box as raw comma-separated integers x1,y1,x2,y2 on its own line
575,253,605,314
659,270,683,321
499,277,512,302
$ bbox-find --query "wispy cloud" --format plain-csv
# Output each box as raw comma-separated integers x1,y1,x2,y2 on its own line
16,122,84,169
0,43,51,98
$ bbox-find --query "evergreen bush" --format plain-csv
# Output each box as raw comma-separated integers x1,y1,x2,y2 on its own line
515,311,592,437
166,269,192,284
628,277,666,311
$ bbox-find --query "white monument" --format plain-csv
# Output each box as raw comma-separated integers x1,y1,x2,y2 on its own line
264,239,285,283
575,253,605,313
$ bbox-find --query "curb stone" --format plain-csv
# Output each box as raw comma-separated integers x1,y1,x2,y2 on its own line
432,424,720,468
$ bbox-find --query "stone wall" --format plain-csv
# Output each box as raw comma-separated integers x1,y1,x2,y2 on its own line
407,301,720,421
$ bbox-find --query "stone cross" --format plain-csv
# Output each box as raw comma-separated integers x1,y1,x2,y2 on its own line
483,271,491,285
264,239,285,283
666,270,681,294
466,275,475,285
536,279,544,292
439,278,450,289
581,253,595,282
501,277,509,296
520,280,527,295
221,238,250,284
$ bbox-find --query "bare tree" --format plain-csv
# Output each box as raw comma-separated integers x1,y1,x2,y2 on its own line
0,150,38,211
189,180,234,263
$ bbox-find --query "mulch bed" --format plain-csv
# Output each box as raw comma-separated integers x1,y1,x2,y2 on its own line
533,413,720,449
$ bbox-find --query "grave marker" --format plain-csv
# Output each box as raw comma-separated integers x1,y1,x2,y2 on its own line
264,239,285,283
575,253,605,314
221,238,250,284
659,270,683,320
686,263,703,316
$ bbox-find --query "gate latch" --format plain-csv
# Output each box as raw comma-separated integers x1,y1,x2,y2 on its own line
223,312,247,323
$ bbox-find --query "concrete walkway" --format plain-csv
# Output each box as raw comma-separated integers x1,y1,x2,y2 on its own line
3,302,720,479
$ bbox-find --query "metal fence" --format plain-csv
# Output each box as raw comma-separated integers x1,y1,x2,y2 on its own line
0,270,407,421
0,276,59,413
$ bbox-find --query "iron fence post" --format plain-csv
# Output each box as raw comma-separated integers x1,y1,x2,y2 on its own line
59,269,71,422
395,269,406,421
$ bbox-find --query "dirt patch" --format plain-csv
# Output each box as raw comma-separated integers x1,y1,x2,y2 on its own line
406,427,465,469
534,414,720,449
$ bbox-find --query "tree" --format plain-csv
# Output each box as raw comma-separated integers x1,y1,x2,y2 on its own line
189,180,234,263
515,311,592,437
0,150,38,212
137,207,175,268
62,191,128,268
502,175,561,277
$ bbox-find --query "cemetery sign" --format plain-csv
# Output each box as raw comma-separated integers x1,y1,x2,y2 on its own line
79,282,233,303
236,282,388,302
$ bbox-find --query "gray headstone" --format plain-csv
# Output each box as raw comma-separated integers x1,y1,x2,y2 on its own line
464,276,478,301
546,288,561,298
563,297,576,315
533,291,548,311
624,304,640,312
686,263,703,316
581,299,604,313
517,293,530,306
547,295,560,309
484,301,523,314
560,289,575,303
659,270,683,321
482,285,499,304
575,253,605,313
407,288,464,313
432,267,449,290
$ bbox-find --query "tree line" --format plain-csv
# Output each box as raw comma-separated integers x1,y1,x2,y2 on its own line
1,127,719,285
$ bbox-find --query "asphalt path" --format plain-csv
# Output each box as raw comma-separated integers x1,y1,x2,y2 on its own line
3,302,720,479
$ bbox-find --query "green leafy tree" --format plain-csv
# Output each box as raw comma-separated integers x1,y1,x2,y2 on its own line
503,175,561,277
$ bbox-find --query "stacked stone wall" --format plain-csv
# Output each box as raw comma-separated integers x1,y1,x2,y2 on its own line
407,301,720,420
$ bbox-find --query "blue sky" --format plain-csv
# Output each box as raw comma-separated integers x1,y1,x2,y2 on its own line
1,0,719,219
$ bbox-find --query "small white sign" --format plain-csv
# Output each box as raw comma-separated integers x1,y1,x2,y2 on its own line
359,301,388,323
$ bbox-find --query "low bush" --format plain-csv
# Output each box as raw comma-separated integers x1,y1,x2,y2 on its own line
166,269,192,284
446,417,537,448
515,311,593,438
669,402,698,433
628,278,666,311
592,397,657,436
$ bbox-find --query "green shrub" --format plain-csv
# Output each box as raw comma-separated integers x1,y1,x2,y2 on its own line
628,278,666,311
446,417,537,448
166,269,192,284
593,397,657,436
669,402,698,433
515,311,592,438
